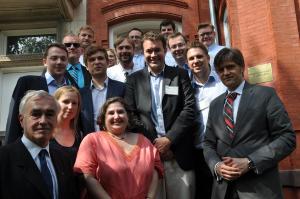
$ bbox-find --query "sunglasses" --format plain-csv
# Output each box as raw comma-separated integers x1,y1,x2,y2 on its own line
64,43,80,48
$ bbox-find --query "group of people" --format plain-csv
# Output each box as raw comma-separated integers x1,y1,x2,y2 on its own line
0,19,296,199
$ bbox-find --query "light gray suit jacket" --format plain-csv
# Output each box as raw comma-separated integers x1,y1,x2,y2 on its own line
203,81,296,199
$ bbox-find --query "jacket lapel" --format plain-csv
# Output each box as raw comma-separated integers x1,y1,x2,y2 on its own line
15,141,51,199
232,82,253,144
140,68,152,112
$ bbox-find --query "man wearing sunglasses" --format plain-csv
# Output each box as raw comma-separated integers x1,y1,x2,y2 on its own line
63,33,91,88
197,23,225,72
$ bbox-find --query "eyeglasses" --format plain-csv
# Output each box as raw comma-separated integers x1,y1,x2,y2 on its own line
199,31,213,37
64,43,80,48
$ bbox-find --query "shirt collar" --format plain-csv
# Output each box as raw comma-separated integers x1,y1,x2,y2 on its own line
228,80,245,95
192,70,217,87
90,77,108,89
147,65,165,77
208,43,217,51
67,63,81,71
21,134,50,160
45,71,67,87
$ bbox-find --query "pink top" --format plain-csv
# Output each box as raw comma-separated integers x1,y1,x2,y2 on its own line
74,132,163,199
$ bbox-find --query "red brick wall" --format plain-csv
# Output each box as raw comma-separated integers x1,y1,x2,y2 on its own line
86,0,210,47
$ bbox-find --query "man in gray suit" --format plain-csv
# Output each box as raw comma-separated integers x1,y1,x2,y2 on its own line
203,48,296,199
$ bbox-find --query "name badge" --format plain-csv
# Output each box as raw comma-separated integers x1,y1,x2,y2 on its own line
198,98,210,110
165,85,178,95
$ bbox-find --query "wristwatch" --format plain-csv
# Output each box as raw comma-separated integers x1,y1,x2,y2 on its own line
247,158,255,170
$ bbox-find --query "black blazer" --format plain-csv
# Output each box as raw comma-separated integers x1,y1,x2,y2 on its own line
0,140,79,199
79,78,125,136
5,74,76,144
124,66,198,170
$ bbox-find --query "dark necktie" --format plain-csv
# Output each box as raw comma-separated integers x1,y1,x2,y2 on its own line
124,72,129,81
70,65,78,84
39,149,54,199
224,92,238,139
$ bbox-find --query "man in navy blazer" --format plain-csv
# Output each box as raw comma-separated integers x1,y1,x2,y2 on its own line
0,90,78,199
80,45,125,136
5,43,77,144
203,48,296,199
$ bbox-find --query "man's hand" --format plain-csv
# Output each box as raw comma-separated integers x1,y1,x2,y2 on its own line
216,157,250,181
154,137,171,154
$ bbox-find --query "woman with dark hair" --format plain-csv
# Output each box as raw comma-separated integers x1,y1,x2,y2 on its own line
74,97,163,199
51,85,82,165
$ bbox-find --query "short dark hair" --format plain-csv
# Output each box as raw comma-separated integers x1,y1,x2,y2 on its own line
97,97,134,131
84,45,108,66
142,31,166,50
214,48,245,70
128,28,143,35
43,43,68,59
197,23,215,31
167,32,188,48
160,20,176,31
113,35,135,49
186,41,209,57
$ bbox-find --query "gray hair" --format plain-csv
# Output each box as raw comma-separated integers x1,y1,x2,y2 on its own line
19,90,59,114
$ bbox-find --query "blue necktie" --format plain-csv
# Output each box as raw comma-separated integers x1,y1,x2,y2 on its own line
39,149,53,199
69,65,78,84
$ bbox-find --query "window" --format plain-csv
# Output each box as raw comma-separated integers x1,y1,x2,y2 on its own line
7,34,56,55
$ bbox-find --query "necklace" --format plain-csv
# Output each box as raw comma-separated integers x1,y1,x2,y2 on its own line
107,132,126,140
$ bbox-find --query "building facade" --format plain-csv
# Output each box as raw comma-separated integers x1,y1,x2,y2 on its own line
0,0,299,197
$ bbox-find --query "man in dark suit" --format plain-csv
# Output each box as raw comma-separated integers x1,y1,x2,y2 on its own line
80,45,125,136
203,48,296,199
63,33,91,88
124,31,197,198
0,90,78,199
5,43,76,144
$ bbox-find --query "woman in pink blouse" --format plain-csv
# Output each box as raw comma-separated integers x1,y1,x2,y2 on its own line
74,97,163,199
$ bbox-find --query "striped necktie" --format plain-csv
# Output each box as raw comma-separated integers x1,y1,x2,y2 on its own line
39,149,54,199
69,65,78,84
224,92,238,139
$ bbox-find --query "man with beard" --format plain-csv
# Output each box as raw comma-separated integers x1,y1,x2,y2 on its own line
128,28,145,68
197,23,225,72
63,33,91,88
107,35,144,82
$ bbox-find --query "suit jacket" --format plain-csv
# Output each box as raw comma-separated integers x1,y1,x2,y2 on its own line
0,139,79,199
79,78,125,136
66,64,91,88
203,81,296,199
124,66,198,170
5,74,77,144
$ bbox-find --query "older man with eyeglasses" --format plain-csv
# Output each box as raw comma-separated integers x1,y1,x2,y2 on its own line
197,23,225,72
63,33,91,88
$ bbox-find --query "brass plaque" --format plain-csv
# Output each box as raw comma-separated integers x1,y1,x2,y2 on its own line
248,63,273,84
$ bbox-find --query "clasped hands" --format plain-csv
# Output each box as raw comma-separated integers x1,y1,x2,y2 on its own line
154,137,172,160
216,157,250,181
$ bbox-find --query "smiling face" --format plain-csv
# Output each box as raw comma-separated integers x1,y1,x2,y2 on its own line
168,35,187,61
128,30,142,50
160,24,174,39
86,51,108,78
115,39,134,65
79,29,94,49
143,39,166,74
43,47,68,79
63,35,81,64
198,26,216,47
19,96,58,147
57,91,79,122
187,47,210,77
104,102,128,135
216,61,244,91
